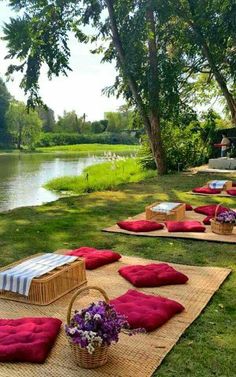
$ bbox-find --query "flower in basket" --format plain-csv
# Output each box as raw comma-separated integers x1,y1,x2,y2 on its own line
65,301,144,354
216,210,236,224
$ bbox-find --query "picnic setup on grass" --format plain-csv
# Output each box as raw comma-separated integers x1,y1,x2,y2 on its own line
0,196,235,377
189,179,236,197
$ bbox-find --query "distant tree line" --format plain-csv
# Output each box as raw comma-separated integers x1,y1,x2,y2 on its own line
0,77,140,150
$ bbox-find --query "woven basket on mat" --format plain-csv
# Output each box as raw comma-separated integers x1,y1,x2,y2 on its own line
66,285,110,369
211,204,234,235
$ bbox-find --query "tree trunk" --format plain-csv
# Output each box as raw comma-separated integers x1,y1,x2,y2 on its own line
186,3,236,125
17,125,23,150
104,0,167,174
146,6,167,175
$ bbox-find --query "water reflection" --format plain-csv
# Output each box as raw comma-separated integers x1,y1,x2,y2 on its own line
0,153,105,212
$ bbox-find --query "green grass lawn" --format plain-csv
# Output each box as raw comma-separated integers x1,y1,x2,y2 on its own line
0,172,236,376
38,143,138,154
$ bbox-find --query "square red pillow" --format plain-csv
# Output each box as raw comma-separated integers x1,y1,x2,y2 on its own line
194,204,228,216
165,221,206,232
66,247,121,269
227,189,236,196
110,290,184,332
117,220,164,232
232,182,236,187
185,203,193,211
0,317,61,363
192,187,221,194
203,216,212,225
118,263,188,287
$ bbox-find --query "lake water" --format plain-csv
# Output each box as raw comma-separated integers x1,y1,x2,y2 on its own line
0,153,107,212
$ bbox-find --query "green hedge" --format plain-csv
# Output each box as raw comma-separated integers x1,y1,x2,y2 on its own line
36,132,138,147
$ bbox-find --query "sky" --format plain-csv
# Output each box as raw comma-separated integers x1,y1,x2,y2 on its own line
0,1,124,121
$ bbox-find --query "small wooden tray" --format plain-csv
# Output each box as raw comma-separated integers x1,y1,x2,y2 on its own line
0,253,87,305
145,202,185,221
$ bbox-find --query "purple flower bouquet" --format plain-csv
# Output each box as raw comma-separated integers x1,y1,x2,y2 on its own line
216,210,236,224
65,301,142,355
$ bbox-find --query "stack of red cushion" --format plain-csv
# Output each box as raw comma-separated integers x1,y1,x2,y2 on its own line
118,263,188,287
117,220,164,232
192,187,221,194
66,247,121,269
111,289,185,332
0,317,61,363
165,221,206,232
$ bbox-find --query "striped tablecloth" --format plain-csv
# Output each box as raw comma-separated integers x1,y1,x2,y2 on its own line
0,253,77,296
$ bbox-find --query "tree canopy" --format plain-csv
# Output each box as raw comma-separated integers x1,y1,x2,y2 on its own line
3,0,235,173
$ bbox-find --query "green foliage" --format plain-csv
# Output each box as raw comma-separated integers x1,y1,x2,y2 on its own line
45,158,155,194
37,131,138,147
6,101,42,149
0,77,11,145
55,111,82,133
139,109,219,172
37,106,55,132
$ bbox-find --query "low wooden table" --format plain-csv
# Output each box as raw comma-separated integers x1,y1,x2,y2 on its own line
207,180,232,190
0,253,87,305
145,202,185,221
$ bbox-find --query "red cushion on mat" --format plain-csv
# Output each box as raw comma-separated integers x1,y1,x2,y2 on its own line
165,221,206,232
185,203,193,211
66,247,121,269
117,220,164,232
192,187,221,194
194,204,228,216
110,290,184,332
203,216,212,225
0,317,61,363
118,263,188,287
226,189,236,196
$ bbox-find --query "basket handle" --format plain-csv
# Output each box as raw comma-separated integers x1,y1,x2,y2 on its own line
66,286,109,325
214,203,223,221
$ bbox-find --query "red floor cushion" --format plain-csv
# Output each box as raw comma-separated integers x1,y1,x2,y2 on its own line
203,216,212,225
227,189,236,196
0,317,61,363
165,221,206,232
117,220,164,232
194,204,229,216
185,203,193,211
118,263,188,287
192,187,221,194
110,290,184,332
66,247,121,269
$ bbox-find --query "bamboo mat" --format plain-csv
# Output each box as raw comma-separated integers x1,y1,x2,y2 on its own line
0,254,231,377
187,191,235,198
103,210,236,243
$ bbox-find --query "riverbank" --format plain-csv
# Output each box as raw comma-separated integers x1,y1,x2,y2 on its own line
45,158,155,194
0,143,138,156
0,172,235,376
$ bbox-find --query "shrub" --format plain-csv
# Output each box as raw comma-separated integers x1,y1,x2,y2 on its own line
36,132,138,147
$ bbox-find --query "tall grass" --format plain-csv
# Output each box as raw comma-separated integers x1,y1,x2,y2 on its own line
45,158,156,194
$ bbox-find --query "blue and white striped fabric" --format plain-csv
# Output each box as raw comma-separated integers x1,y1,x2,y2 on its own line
0,253,77,296
209,180,227,189
152,202,180,213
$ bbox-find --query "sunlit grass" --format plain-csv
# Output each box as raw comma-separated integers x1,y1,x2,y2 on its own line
38,143,138,154
45,158,156,193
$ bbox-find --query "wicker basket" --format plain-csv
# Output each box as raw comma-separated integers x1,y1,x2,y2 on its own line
0,253,87,305
66,286,110,369
211,204,234,235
